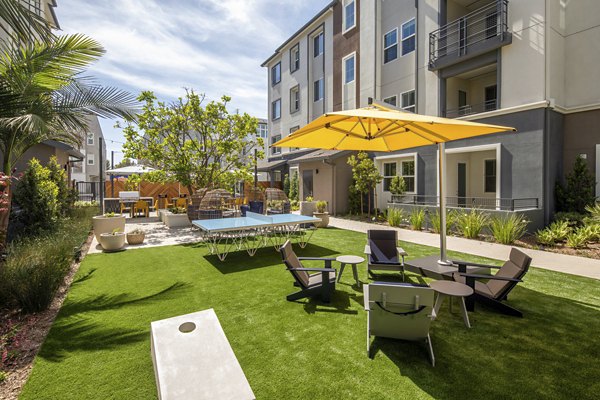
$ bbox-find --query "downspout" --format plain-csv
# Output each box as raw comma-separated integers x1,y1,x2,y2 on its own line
414,0,419,112
374,0,378,100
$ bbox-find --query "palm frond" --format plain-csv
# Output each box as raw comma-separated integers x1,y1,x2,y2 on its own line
0,0,54,45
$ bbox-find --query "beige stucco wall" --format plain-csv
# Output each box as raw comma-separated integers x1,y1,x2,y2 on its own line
298,155,353,215
11,143,69,176
446,149,496,199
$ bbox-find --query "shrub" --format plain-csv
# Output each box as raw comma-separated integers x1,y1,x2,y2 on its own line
316,201,328,213
387,207,404,227
13,158,59,235
409,208,426,231
553,211,585,228
289,199,299,211
456,209,489,239
556,156,596,213
576,224,600,243
490,214,529,245
389,176,406,196
283,174,290,198
584,203,600,225
430,209,456,234
289,171,299,201
347,184,361,215
566,230,588,249
547,220,571,242
536,228,556,246
46,156,76,215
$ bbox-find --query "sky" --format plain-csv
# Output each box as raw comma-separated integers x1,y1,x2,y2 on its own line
56,0,331,163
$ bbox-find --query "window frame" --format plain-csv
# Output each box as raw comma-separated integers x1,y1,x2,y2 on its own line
401,89,416,113
289,43,300,73
271,98,281,121
313,78,324,102
382,161,397,192
401,159,416,193
383,28,398,64
401,18,416,56
86,132,94,146
271,62,281,86
290,85,300,113
383,95,397,107
343,0,356,33
313,31,324,58
271,134,282,155
342,52,355,85
289,126,300,152
484,159,497,193
87,153,95,166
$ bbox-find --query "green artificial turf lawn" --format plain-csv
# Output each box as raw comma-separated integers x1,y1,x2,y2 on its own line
20,228,600,400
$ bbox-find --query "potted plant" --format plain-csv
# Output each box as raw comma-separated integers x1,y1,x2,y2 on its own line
313,200,330,228
163,206,192,228
127,228,146,245
99,228,126,251
300,195,317,217
93,212,126,241
389,176,407,203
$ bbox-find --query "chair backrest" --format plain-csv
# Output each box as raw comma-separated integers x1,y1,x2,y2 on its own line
367,281,434,341
367,230,399,264
279,240,310,288
175,198,188,208
119,191,140,201
134,200,147,209
486,248,532,299
249,201,264,215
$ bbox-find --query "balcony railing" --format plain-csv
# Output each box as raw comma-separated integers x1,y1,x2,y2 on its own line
446,99,497,118
390,195,539,211
429,0,510,70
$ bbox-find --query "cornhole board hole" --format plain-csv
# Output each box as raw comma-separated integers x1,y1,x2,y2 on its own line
150,308,255,400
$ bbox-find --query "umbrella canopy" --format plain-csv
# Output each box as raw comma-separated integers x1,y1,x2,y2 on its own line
272,103,516,264
105,165,155,175
273,104,514,151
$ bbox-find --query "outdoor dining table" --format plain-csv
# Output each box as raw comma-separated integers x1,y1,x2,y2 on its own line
120,197,154,217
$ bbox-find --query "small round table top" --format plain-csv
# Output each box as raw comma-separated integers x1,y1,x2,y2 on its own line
430,280,474,297
336,255,365,265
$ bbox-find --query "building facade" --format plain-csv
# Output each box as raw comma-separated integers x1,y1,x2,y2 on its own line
71,116,107,183
263,0,600,224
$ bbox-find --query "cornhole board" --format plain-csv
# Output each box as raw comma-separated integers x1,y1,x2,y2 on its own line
150,308,255,400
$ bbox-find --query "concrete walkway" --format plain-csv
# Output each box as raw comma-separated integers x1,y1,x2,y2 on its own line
328,216,600,280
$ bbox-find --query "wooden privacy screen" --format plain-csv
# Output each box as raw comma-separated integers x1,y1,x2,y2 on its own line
105,181,191,200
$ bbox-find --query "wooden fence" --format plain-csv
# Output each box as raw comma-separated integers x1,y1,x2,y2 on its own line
105,181,190,199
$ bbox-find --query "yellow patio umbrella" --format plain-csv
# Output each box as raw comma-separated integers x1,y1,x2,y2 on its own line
272,103,516,264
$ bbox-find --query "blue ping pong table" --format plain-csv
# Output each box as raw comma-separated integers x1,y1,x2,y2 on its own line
192,212,321,261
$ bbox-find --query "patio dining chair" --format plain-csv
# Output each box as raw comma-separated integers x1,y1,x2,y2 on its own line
133,200,149,218
364,281,436,365
450,248,532,317
279,240,336,303
175,198,188,208
364,230,408,280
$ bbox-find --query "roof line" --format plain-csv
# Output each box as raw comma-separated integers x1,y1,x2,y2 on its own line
261,1,337,67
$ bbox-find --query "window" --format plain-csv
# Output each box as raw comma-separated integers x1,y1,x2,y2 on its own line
401,160,415,192
256,123,267,138
290,85,300,113
271,134,281,155
271,99,281,120
290,44,300,73
383,29,398,64
383,162,397,192
271,62,281,85
87,132,94,145
383,95,397,107
289,126,300,151
401,19,416,55
484,159,496,193
313,32,324,57
314,78,324,102
343,0,356,32
87,153,95,166
343,54,355,84
401,90,416,112
484,85,497,111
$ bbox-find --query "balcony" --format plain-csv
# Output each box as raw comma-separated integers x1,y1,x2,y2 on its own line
444,63,498,117
429,0,511,71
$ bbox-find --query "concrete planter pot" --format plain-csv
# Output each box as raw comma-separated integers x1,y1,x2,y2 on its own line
300,201,317,216
313,212,329,228
158,209,169,222
93,215,126,241
164,212,192,228
99,232,126,251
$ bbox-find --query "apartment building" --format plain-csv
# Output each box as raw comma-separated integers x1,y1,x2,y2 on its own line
71,116,107,183
263,0,600,225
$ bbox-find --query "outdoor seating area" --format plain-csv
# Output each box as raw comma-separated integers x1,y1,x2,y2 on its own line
17,226,599,400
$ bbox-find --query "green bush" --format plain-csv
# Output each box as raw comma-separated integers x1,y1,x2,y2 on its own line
13,158,59,235
536,228,556,246
289,171,299,201
490,214,529,245
584,203,600,225
409,208,426,231
46,156,77,215
536,220,572,246
0,207,95,313
555,156,596,213
456,209,489,239
566,230,588,249
283,174,290,198
553,211,585,227
429,209,456,234
576,224,600,243
387,208,404,227
347,183,361,215
389,176,406,196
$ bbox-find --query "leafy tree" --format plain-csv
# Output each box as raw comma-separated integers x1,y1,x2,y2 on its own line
289,171,299,201
556,156,596,213
283,173,290,198
46,156,76,215
114,157,136,169
124,173,142,191
389,175,406,196
347,151,382,218
121,90,262,194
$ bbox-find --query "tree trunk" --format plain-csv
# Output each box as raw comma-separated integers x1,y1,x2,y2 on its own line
368,188,371,219
0,156,13,253
360,193,364,217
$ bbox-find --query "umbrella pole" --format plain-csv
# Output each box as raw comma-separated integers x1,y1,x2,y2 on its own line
438,142,451,265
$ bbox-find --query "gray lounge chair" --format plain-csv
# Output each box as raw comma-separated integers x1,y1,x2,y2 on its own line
364,230,408,279
451,248,532,317
364,281,436,366
280,240,336,303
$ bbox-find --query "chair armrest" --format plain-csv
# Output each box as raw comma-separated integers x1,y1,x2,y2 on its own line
451,259,500,269
289,267,336,273
397,247,408,256
364,244,371,255
298,257,336,261
363,284,370,311
458,273,522,282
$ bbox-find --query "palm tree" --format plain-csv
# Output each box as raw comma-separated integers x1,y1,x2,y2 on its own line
0,0,54,43
0,33,138,246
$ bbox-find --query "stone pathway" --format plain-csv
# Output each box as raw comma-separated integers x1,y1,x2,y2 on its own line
328,216,600,280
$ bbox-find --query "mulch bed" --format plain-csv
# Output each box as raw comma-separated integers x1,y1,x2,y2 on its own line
0,231,94,400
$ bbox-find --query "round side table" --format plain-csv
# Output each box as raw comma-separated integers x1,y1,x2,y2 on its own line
336,255,364,287
429,280,474,328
